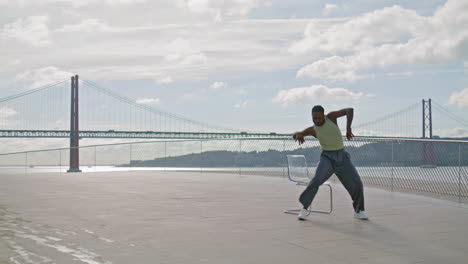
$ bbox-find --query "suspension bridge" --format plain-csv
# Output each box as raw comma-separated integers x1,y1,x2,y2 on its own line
1,75,467,172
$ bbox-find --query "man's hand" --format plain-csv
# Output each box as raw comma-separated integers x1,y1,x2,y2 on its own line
293,132,305,145
346,128,354,140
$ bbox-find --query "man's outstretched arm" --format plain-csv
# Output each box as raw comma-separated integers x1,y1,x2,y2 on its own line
293,127,316,145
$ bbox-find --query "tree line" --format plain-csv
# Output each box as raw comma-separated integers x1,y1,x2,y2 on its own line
126,141,468,167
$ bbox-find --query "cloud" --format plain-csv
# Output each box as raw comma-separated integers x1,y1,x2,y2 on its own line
297,56,363,82
2,0,146,8
322,4,338,16
291,0,468,82
0,107,17,118
177,0,262,21
136,97,160,104
236,89,246,96
178,53,208,66
1,16,51,46
1,12,307,82
0,107,18,126
15,66,73,89
210,81,227,89
57,19,112,32
234,100,248,109
104,0,147,5
272,85,364,107
434,127,468,137
449,88,468,107
162,38,209,67
181,81,227,101
155,76,173,84
290,6,425,55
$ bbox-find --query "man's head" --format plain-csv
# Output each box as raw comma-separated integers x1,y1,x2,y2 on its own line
311,105,325,126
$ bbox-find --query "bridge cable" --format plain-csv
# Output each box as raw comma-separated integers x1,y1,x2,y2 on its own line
81,79,241,133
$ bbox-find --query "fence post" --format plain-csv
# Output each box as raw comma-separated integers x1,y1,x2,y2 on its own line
239,139,242,176
283,139,286,179
59,149,62,174
25,152,28,175
391,142,394,192
94,146,97,172
164,141,167,172
129,143,133,173
459,143,462,203
200,140,203,173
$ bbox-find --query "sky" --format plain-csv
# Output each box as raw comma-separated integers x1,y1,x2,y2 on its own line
0,0,467,152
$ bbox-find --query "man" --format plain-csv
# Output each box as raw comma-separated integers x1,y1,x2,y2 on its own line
293,105,368,220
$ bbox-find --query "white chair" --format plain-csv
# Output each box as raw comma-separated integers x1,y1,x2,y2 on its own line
283,155,333,215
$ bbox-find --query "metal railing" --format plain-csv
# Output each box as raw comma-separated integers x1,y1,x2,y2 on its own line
0,137,467,202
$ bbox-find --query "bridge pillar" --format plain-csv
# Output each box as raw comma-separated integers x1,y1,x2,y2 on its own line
422,99,435,167
67,75,81,172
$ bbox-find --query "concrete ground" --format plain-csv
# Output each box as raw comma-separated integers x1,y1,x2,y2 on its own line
0,171,467,264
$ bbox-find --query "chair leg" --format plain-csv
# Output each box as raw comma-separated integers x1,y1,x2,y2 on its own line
310,184,333,214
283,209,310,216
283,184,333,215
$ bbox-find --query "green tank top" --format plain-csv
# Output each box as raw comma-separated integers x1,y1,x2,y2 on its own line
314,117,344,151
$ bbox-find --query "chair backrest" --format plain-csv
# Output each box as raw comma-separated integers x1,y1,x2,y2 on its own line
286,155,310,184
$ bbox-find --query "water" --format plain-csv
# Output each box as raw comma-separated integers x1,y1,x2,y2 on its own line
1,166,466,184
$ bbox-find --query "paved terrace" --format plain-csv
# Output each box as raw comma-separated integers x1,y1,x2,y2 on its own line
0,171,467,264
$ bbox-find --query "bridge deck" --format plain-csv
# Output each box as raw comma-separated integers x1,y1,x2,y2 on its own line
1,171,467,264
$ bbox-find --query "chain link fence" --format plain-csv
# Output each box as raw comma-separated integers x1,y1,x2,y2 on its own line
0,137,467,202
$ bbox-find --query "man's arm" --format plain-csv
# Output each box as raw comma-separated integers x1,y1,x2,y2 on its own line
327,108,355,140
292,127,317,145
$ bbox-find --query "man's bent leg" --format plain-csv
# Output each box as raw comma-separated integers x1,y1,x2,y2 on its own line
299,154,334,209
335,151,365,213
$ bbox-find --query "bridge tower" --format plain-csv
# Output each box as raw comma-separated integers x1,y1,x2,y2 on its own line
67,75,81,172
422,99,435,167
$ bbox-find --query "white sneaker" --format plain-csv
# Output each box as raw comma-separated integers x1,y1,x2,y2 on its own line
297,209,309,220
354,210,369,220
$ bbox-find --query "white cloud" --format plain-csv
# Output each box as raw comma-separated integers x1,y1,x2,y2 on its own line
434,128,468,137
449,88,468,107
297,56,363,82
104,0,147,5
178,0,262,21
1,14,306,82
178,53,208,66
136,97,160,104
236,89,246,96
155,76,173,84
2,0,146,7
57,19,112,32
290,6,426,56
0,107,17,119
234,100,248,109
292,0,468,82
210,81,227,89
322,4,338,16
0,107,18,126
162,38,209,67
1,16,51,46
272,85,364,107
15,66,73,89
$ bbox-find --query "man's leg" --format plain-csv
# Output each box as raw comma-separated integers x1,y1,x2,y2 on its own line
299,154,334,209
335,151,365,213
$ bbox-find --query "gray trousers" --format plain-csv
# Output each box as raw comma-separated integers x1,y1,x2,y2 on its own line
299,149,365,213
